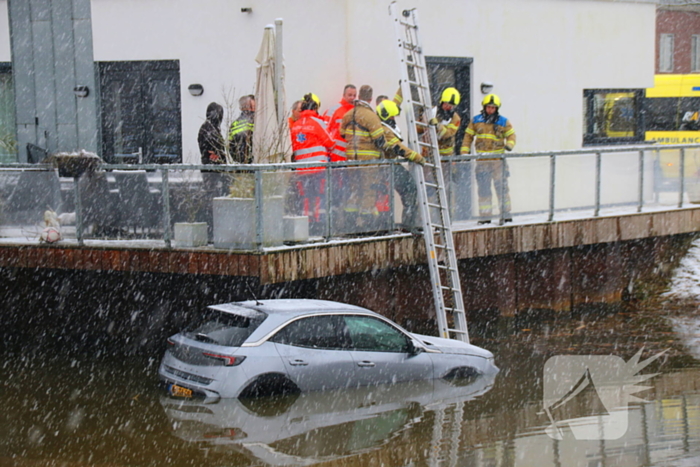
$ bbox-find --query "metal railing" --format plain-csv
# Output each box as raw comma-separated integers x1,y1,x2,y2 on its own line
0,143,698,250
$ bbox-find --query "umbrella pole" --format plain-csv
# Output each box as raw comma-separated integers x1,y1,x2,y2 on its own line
274,18,284,127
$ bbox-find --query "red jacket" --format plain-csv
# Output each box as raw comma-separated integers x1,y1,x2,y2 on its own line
291,110,334,171
324,99,354,162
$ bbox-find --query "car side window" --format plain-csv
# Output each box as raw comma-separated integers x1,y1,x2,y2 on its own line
270,315,350,350
344,316,410,353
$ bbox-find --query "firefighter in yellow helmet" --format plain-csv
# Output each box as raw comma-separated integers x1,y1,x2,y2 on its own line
376,98,425,230
460,93,516,224
340,86,424,232
421,87,461,158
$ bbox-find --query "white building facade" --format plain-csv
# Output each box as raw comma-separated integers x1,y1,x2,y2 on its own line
0,0,656,163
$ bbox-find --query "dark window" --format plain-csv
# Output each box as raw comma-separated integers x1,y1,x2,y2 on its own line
0,63,16,162
583,89,645,146
645,97,700,132
98,60,182,163
343,316,410,353
184,308,266,347
271,315,350,350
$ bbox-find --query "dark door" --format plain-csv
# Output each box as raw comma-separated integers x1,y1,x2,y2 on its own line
99,61,182,163
426,57,473,220
0,63,16,162
426,56,472,152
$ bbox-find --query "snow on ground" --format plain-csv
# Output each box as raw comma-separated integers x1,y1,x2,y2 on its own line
662,237,700,360
663,237,700,301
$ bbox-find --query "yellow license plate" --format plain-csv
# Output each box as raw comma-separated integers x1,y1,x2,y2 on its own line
169,384,193,398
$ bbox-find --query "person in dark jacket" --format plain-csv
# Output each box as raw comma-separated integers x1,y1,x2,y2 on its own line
197,102,227,241
229,95,256,164
198,102,225,164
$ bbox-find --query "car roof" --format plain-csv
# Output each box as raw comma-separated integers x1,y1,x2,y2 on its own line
223,299,373,316
206,299,383,346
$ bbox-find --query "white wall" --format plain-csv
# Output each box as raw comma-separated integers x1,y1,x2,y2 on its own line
345,0,656,152
1,0,657,162
91,0,350,163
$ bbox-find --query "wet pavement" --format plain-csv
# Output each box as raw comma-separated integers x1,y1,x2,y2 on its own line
3,264,700,465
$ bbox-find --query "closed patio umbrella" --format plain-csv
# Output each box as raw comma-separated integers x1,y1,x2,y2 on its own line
252,23,291,164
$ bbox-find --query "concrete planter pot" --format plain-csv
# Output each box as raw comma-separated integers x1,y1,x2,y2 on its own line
213,196,284,249
174,222,208,248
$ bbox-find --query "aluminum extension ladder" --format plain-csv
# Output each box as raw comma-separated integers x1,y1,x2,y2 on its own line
390,3,470,343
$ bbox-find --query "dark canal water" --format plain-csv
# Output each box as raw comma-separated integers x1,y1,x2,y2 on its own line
3,242,700,466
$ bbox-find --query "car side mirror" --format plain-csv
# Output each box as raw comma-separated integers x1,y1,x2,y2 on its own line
407,339,424,356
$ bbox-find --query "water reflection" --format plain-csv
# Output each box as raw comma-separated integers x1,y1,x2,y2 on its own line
161,374,496,466
2,349,700,465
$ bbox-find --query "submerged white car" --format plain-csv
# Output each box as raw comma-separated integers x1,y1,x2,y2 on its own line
158,299,498,400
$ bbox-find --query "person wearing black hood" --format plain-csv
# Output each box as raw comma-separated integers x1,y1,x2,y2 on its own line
198,102,226,164
197,102,227,241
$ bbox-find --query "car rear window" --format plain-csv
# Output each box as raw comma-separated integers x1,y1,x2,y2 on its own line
184,307,267,347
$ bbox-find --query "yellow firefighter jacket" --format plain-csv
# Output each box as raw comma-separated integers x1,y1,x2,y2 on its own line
341,101,386,160
381,122,424,164
416,106,461,156
461,113,516,156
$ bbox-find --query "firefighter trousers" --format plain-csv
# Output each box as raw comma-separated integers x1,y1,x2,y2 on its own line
475,159,511,217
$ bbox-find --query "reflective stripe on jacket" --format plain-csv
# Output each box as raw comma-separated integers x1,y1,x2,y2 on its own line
229,111,255,163
460,114,516,155
381,122,421,163
327,100,353,162
340,101,385,160
417,106,461,156
291,110,334,171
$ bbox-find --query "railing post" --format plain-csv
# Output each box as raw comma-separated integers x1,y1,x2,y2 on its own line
679,147,685,208
637,150,644,213
594,151,601,217
161,168,172,248
73,176,84,246
389,161,396,232
654,148,661,203
325,165,332,240
548,153,556,222
255,168,263,250
498,154,507,225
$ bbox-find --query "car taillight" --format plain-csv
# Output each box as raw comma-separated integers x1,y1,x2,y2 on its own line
202,352,246,366
167,338,176,346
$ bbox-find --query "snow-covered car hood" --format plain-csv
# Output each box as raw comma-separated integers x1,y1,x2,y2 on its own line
411,332,495,359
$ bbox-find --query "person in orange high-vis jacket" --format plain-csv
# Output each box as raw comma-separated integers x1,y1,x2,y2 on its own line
460,93,516,224
324,84,357,163
291,93,334,235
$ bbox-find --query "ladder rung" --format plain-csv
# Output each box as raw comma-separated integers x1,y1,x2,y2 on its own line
402,44,423,54
447,328,469,335
427,202,447,209
406,78,428,87
437,265,458,273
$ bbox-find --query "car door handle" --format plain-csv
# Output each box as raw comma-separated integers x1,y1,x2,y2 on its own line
289,359,308,366
357,361,376,368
